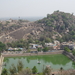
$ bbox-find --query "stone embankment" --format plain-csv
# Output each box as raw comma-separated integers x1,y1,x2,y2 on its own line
2,50,64,57
63,51,75,61
0,55,4,75
1,50,75,75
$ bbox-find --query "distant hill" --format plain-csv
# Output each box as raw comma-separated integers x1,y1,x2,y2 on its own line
0,17,44,21
0,11,75,43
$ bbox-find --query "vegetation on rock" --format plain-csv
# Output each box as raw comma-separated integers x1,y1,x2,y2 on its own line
1,11,75,43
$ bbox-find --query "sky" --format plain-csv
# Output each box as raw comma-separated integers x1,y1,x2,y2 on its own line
0,0,75,18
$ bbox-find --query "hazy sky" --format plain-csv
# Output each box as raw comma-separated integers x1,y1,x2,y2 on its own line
0,0,75,18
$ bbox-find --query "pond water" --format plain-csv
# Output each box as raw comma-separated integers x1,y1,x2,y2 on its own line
3,54,75,72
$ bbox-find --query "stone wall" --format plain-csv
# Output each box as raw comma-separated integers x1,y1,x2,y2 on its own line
63,51,75,61
2,50,64,57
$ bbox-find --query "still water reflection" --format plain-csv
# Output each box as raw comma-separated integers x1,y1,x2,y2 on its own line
3,54,75,72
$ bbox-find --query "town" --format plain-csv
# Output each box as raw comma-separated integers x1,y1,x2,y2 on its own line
1,40,75,60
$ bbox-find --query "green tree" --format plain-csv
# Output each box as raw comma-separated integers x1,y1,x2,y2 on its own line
18,68,32,75
9,64,17,75
72,61,75,65
35,40,39,44
0,42,6,54
17,60,23,72
32,66,37,74
43,66,51,75
28,39,33,43
64,47,71,52
47,14,50,18
42,47,49,52
59,67,64,75
1,68,8,75
41,41,45,47
45,38,52,43
25,42,29,49
60,25,65,30
7,43,12,47
39,36,45,42
72,50,75,56
37,48,41,52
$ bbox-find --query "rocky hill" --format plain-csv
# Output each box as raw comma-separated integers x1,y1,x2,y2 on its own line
36,11,75,42
0,11,75,43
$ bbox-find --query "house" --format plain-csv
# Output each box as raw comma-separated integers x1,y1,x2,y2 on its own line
45,43,53,47
37,45,42,48
8,47,13,51
60,42,69,49
68,44,75,50
29,44,38,49
6,19,13,22
54,40,60,45
29,44,42,49
60,42,75,50
8,47,23,51
45,42,60,50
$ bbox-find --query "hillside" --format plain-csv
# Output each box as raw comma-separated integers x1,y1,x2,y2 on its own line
36,11,75,42
0,11,75,43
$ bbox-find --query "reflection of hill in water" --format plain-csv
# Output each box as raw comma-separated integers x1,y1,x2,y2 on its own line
26,54,71,65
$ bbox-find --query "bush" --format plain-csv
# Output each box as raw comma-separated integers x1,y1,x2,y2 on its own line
72,50,75,56
32,66,37,74
1,68,8,75
42,47,49,52
64,47,71,52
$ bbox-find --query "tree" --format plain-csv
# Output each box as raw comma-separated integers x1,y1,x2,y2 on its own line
28,39,33,43
64,47,71,52
39,36,45,42
25,42,29,49
59,67,64,75
32,66,37,74
9,64,17,75
72,61,75,65
42,47,49,52
37,48,41,52
60,25,65,30
45,38,52,43
41,41,45,47
0,42,6,55
47,14,50,18
17,60,23,72
18,68,32,75
43,66,51,75
72,50,75,56
9,61,23,75
1,68,8,75
7,43,12,47
35,40,39,44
